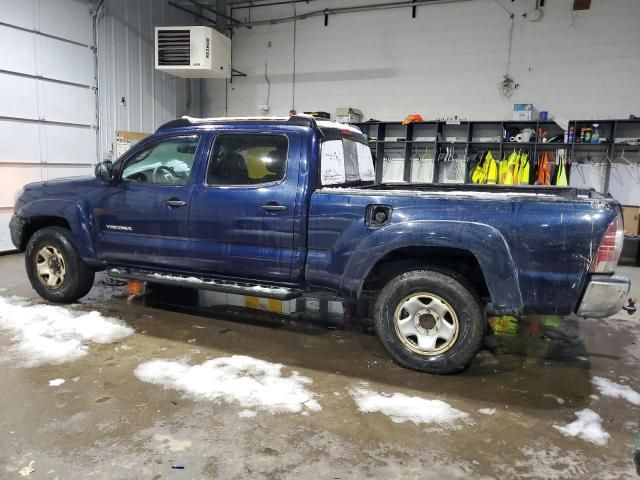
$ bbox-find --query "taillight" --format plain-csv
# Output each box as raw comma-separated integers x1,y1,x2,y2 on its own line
589,213,624,273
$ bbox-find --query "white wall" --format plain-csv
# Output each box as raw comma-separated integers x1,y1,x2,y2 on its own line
0,0,203,251
203,0,640,121
0,0,97,251
97,0,202,161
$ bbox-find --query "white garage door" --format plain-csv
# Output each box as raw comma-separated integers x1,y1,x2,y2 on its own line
0,0,97,252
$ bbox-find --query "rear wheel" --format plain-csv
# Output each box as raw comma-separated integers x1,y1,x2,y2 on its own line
25,227,95,304
373,269,485,374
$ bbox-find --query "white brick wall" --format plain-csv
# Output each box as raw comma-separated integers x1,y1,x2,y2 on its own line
203,0,640,121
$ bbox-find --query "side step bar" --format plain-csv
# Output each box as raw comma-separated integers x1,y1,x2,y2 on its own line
106,267,303,300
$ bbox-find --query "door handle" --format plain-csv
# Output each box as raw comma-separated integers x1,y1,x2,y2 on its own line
166,199,188,207
261,203,287,212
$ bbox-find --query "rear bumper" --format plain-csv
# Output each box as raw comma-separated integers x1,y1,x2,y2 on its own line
9,215,26,250
576,274,630,318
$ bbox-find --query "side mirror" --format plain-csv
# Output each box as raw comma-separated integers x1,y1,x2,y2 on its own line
94,161,114,182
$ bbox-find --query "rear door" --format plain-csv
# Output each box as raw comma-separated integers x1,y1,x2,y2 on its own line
95,133,203,270
189,131,301,282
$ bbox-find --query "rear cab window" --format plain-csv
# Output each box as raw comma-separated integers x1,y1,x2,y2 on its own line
319,125,375,186
207,134,288,186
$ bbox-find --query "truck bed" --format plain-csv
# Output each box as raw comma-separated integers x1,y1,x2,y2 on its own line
308,183,620,315
330,183,607,201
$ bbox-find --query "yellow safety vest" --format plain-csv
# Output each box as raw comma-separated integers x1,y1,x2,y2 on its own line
471,150,498,185
555,156,568,186
517,153,530,185
500,152,518,185
487,152,498,184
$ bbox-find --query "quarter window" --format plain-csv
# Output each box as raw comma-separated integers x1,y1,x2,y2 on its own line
207,134,288,185
121,136,200,185
320,137,375,186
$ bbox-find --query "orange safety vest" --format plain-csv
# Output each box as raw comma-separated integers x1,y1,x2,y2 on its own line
536,152,550,186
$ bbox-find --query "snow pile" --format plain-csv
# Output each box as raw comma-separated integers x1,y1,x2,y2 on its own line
350,386,468,426
134,355,321,415
0,295,133,366
553,409,610,446
592,376,640,406
48,378,65,387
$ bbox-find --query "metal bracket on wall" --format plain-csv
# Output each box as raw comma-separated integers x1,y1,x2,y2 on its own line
230,68,247,84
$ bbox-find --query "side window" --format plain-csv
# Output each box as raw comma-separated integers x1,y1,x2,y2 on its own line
320,137,375,186
121,136,200,185
207,134,288,186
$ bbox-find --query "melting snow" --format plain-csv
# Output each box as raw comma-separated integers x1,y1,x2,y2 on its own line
0,295,134,366
247,285,289,295
48,378,65,387
146,273,290,295
148,273,206,283
592,376,640,406
317,186,562,200
479,408,497,415
134,355,321,415
350,386,468,425
553,409,610,446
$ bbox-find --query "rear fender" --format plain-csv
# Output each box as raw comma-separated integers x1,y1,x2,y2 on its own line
341,220,523,313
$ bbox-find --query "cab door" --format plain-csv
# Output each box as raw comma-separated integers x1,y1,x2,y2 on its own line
188,131,300,282
95,133,204,270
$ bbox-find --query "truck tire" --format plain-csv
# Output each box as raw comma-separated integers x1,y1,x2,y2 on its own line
373,269,485,374
25,226,95,304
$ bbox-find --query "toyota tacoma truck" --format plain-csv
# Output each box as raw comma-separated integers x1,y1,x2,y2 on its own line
10,115,631,374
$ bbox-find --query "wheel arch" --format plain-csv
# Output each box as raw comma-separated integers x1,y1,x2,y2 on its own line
340,220,523,315
16,199,98,263
362,246,489,299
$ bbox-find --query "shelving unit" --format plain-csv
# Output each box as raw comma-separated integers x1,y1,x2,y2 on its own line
353,118,640,265
352,118,640,188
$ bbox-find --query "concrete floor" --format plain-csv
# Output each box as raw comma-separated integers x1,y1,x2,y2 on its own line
0,252,639,479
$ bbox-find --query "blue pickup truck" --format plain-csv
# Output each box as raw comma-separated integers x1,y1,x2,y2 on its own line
10,115,631,373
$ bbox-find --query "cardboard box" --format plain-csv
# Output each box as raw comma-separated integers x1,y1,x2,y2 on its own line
336,107,363,124
622,206,640,236
513,103,537,121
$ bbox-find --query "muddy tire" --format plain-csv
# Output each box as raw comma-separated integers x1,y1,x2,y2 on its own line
25,227,95,304
373,269,485,374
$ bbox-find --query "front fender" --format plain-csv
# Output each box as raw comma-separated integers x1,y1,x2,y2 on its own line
341,220,523,314
16,199,98,263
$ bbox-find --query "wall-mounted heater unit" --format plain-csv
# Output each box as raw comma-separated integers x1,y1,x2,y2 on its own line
155,26,231,78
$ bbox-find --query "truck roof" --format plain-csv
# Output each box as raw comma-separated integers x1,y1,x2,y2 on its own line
156,115,363,135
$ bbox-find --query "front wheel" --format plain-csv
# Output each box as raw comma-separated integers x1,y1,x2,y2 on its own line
25,227,95,304
373,269,485,374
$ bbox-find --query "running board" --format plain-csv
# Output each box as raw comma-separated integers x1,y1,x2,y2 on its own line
106,267,303,300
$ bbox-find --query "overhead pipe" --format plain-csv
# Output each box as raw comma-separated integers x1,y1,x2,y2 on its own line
167,2,218,26
230,0,472,28
232,0,318,10
186,0,247,27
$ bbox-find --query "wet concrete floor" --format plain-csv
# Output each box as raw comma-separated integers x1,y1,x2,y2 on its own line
0,252,639,479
